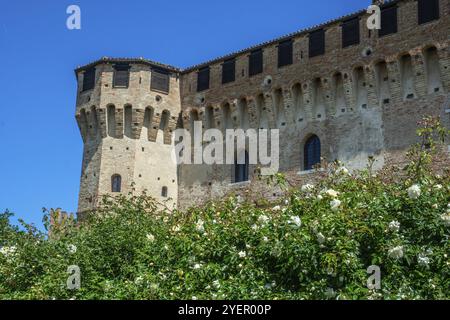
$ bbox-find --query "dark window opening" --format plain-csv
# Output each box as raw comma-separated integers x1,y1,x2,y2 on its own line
278,39,293,68
111,174,122,193
234,151,249,183
309,29,325,58
197,67,210,92
161,186,168,197
418,0,439,25
160,110,170,130
113,64,130,88
249,49,263,77
304,135,321,171
379,5,398,37
151,68,170,93
222,58,236,84
342,17,360,48
82,68,95,91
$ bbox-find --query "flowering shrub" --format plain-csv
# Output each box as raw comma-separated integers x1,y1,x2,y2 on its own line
0,117,449,300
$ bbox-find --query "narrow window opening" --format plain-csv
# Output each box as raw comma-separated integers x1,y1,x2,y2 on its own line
111,174,122,193
249,49,263,77
113,64,131,88
304,135,321,171
197,67,210,92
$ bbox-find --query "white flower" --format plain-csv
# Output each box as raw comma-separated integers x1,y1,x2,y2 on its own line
67,244,77,254
418,253,430,267
238,251,246,258
251,224,259,231
212,280,220,289
195,219,205,233
407,184,421,199
262,236,269,242
317,194,323,200
388,220,401,232
336,166,349,175
146,233,155,242
0,246,16,257
258,215,270,225
326,189,339,198
434,184,443,190
317,232,326,244
172,225,181,232
440,214,450,226
193,263,202,270
134,276,144,285
301,184,315,192
330,199,342,212
388,246,404,259
432,204,438,209
288,216,302,228
272,205,281,211
192,296,198,300
284,199,289,205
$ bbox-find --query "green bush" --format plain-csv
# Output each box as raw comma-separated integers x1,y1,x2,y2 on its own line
0,117,449,300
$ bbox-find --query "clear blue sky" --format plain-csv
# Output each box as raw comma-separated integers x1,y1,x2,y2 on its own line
0,0,368,230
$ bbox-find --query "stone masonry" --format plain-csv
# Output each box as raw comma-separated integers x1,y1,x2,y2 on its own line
74,0,450,213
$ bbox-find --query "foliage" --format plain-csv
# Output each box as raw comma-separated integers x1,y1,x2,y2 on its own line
0,118,449,300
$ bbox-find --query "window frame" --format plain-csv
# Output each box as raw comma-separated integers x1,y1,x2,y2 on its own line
82,67,96,92
418,0,440,25
304,135,321,171
248,49,263,77
111,174,122,193
197,66,210,92
278,39,293,68
341,17,360,48
161,186,168,198
222,58,236,84
234,151,249,183
113,64,131,88
151,68,170,94
378,5,398,37
309,29,325,58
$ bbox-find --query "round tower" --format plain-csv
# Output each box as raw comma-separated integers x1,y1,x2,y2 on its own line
74,58,180,213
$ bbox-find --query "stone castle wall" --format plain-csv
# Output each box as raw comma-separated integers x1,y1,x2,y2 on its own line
74,0,450,213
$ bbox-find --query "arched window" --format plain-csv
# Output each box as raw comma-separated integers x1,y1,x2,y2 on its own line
234,151,249,183
111,174,122,193
304,135,321,171
161,186,168,198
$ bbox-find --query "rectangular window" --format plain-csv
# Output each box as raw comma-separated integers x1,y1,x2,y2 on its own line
197,66,210,92
82,67,95,91
277,39,293,68
309,29,325,58
222,58,236,84
278,39,293,68
113,64,130,88
418,0,439,25
342,17,360,48
151,68,170,93
379,5,398,37
249,49,263,77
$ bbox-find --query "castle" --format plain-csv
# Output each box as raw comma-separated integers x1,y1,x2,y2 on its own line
74,0,450,213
